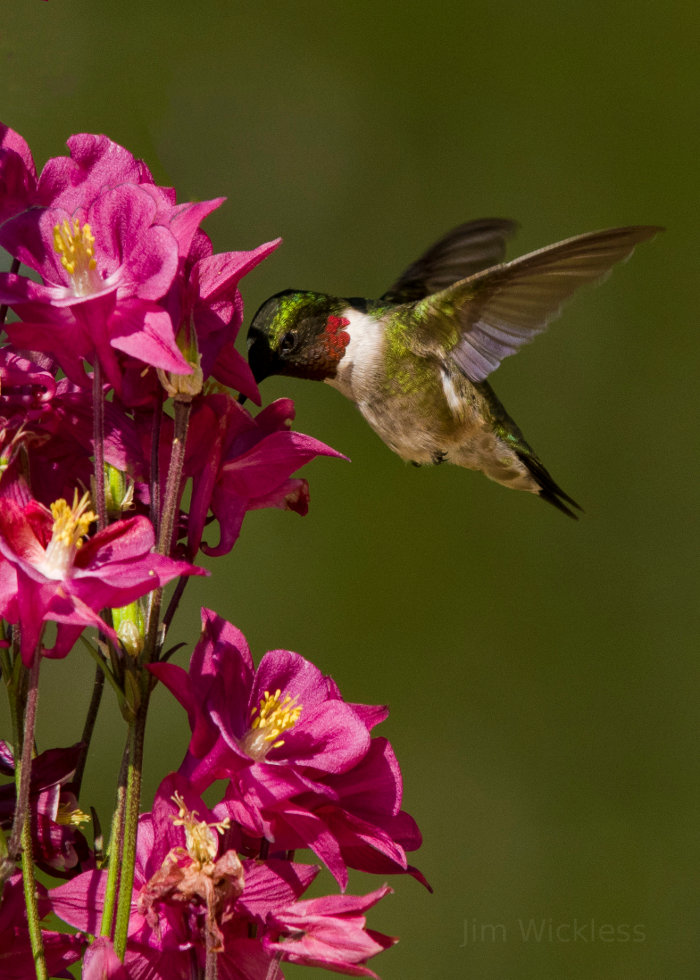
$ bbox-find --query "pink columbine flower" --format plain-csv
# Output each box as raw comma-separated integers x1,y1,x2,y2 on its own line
150,611,426,890
185,394,346,556
0,182,187,391
0,492,204,663
150,609,372,792
263,886,397,978
50,774,320,979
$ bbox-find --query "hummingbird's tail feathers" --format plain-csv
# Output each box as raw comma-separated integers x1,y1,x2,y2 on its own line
381,218,518,304
515,450,583,520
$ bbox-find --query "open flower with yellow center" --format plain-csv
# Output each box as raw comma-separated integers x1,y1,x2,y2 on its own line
150,610,373,791
38,490,96,579
0,182,189,393
49,773,321,976
150,611,425,891
0,493,205,663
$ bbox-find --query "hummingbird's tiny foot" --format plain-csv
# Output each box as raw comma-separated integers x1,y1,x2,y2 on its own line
432,450,448,465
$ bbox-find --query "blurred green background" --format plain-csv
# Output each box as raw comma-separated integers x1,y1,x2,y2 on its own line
2,1,698,977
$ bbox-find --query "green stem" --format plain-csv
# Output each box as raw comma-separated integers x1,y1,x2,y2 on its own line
113,698,148,959
11,650,47,978
21,816,47,980
100,753,128,939
111,397,191,959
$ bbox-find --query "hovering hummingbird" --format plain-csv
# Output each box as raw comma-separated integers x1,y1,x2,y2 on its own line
246,220,660,517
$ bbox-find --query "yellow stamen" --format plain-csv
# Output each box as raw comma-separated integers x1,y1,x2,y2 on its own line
170,791,230,866
53,218,101,295
56,802,91,828
242,689,302,760
41,490,96,578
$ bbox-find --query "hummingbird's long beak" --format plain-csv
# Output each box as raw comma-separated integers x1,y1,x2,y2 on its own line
239,328,277,406
246,328,281,384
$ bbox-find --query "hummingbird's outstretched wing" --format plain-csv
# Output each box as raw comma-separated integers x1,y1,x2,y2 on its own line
381,218,518,304
412,225,662,383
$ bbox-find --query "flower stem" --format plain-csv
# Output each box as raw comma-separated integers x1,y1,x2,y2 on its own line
73,664,106,797
21,815,48,980
112,398,191,958
100,754,127,939
157,399,190,559
162,573,191,635
145,398,191,656
113,698,148,958
12,649,48,978
7,647,41,865
149,390,163,537
92,356,107,531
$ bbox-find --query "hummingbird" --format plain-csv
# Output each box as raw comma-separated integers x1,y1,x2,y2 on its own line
246,220,661,517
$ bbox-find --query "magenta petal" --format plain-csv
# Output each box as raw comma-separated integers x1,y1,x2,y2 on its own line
76,515,155,565
38,133,147,209
0,207,71,284
264,885,395,978
252,649,331,708
196,238,282,303
276,808,348,889
236,858,318,919
326,738,403,818
83,938,131,980
147,661,195,713
271,700,371,773
109,302,190,373
89,183,158,274
211,343,261,403
222,431,347,497
163,198,224,257
254,397,296,433
50,869,108,934
0,560,17,620
120,223,180,302
283,884,393,919
0,122,35,173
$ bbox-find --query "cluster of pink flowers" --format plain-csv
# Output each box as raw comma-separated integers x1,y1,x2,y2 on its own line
0,123,424,979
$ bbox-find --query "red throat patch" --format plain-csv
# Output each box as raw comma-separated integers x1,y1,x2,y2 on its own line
323,315,351,360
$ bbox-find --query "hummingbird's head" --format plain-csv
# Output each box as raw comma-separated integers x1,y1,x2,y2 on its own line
247,290,351,384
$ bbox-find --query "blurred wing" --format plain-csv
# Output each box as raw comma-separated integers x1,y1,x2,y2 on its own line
415,225,662,383
381,218,518,303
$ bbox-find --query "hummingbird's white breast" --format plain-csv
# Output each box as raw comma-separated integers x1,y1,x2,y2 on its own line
325,307,386,403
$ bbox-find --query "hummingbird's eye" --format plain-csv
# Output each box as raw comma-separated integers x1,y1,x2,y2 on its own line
279,331,296,354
